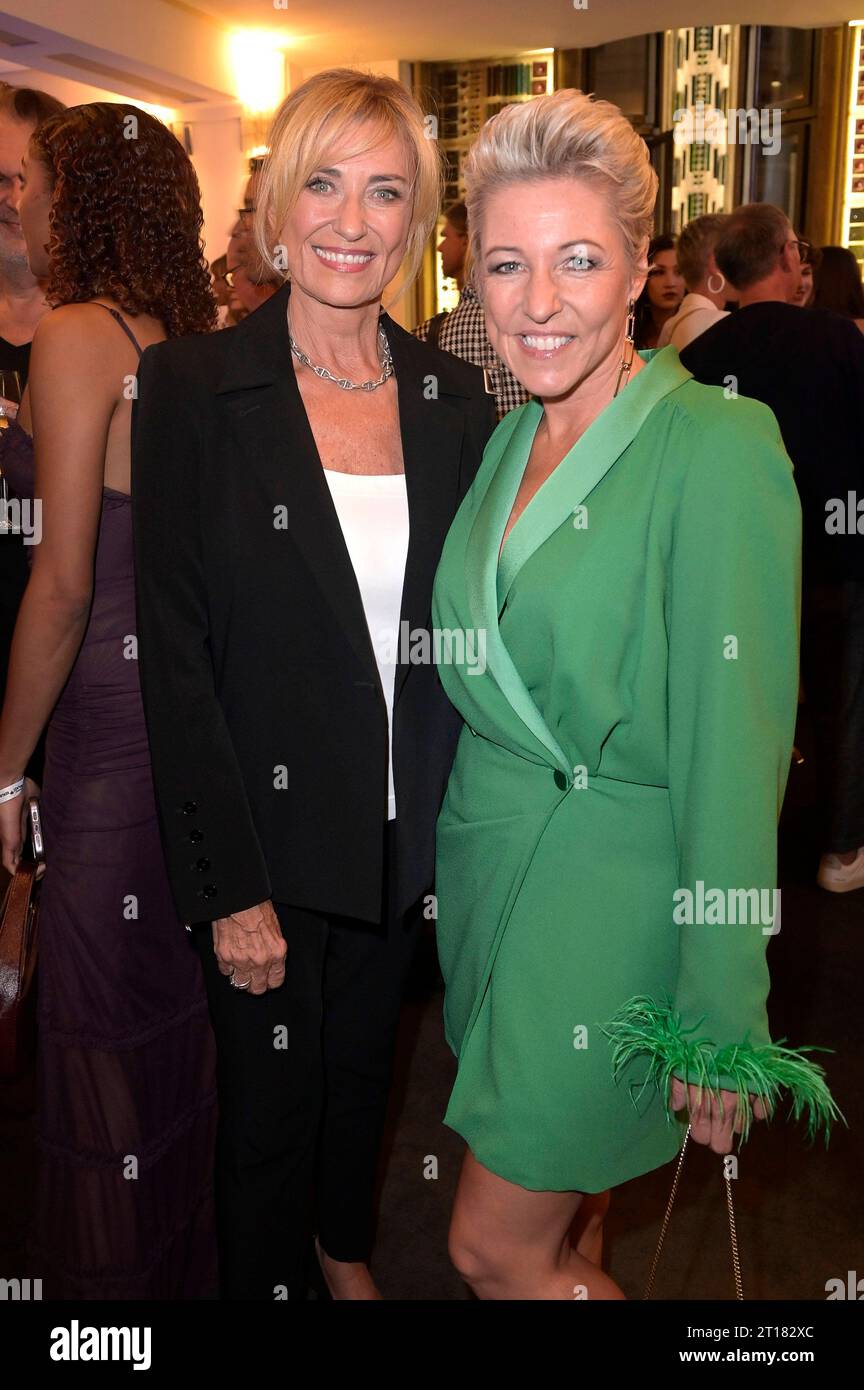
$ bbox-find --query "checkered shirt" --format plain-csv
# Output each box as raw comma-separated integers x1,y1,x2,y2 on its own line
413,285,531,421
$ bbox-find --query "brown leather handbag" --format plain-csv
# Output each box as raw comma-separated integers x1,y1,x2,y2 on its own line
0,800,42,1078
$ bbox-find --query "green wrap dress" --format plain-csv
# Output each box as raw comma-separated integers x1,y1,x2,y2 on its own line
431,346,841,1194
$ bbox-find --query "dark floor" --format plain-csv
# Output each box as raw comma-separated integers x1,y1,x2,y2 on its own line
1,713,861,1300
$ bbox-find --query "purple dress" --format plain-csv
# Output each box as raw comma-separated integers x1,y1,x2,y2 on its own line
1,370,218,1298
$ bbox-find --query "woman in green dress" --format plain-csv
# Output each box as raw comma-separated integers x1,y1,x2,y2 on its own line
431,90,841,1300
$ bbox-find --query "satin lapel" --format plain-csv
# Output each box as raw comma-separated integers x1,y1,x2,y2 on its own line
216,284,380,685
497,347,693,606
382,317,466,706
464,348,692,773
464,400,573,772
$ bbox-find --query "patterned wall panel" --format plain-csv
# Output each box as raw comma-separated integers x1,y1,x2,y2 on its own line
670,25,735,231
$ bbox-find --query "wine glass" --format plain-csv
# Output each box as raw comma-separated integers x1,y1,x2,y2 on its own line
0,368,22,423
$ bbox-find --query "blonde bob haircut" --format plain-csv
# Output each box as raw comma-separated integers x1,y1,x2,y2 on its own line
464,89,658,291
255,68,443,304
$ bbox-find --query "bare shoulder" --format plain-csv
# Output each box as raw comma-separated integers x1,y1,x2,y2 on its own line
30,303,151,395
33,301,117,344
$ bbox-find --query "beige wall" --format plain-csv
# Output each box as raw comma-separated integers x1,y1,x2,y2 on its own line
0,0,235,98
179,111,247,270
0,67,130,108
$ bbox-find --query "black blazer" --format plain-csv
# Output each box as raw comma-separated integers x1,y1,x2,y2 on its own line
680,301,864,583
131,283,496,925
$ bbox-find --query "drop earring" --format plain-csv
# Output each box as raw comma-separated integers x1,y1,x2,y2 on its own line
614,299,636,399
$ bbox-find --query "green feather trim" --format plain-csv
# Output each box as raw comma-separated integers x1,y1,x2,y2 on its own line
600,994,845,1146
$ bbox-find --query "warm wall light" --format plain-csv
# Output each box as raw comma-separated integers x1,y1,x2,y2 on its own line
132,100,177,126
227,30,291,114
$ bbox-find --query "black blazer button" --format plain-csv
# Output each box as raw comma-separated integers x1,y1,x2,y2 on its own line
182,800,198,815
195,857,211,872
189,828,204,843
201,884,217,899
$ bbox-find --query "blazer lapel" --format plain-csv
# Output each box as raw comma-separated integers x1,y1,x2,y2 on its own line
465,402,572,773
216,283,380,685
498,347,693,607
464,348,693,774
215,285,474,702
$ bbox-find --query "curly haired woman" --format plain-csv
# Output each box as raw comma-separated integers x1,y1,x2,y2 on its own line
0,103,219,1298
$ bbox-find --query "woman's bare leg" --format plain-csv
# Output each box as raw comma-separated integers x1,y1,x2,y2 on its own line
569,1189,611,1265
449,1150,625,1300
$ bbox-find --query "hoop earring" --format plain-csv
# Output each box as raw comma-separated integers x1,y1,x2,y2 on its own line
614,299,637,399
707,272,725,296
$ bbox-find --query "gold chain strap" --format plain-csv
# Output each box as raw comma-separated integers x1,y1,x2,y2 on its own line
725,1158,743,1299
643,1125,744,1300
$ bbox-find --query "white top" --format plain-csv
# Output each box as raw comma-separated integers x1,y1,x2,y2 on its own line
323,468,410,821
656,292,729,351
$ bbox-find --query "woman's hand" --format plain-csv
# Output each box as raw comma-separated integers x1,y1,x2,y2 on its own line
670,1076,770,1153
0,396,19,420
212,900,287,995
0,777,41,877
0,791,24,877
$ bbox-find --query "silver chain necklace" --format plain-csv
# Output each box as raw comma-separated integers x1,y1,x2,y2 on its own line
288,313,393,392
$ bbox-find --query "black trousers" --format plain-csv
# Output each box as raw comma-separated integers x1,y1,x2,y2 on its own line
193,823,422,1300
800,579,864,854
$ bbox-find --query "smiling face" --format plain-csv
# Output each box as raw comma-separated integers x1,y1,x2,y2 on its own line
646,248,685,310
18,145,52,280
477,175,648,401
275,126,413,309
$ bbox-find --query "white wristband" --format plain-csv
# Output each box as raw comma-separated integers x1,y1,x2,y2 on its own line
0,777,25,803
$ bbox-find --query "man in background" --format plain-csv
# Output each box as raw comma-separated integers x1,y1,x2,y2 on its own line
223,153,280,319
0,85,62,378
681,203,864,894
414,201,529,421
0,83,64,778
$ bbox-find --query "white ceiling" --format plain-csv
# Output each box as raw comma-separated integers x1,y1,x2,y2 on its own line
182,0,863,63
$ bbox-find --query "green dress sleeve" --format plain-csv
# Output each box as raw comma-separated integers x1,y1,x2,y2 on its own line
602,396,843,1144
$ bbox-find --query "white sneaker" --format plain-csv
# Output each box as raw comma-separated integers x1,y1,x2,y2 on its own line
817,847,864,893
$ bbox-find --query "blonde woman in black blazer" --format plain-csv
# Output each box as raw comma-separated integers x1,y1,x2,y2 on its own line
132,69,495,1300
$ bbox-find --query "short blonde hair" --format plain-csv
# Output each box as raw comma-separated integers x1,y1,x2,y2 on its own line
464,89,657,287
255,68,443,302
